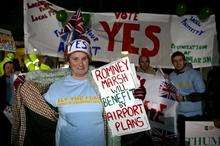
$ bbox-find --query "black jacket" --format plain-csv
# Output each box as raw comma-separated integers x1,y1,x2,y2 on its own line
0,75,7,112
207,66,220,119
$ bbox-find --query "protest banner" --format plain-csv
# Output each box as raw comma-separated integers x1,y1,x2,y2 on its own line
24,0,64,57
92,57,150,136
185,121,220,146
0,28,16,52
24,0,218,68
170,15,217,68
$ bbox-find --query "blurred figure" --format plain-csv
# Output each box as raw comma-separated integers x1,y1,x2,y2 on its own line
169,51,206,146
207,66,220,128
13,59,21,74
0,61,15,106
39,55,51,71
136,55,156,75
121,56,155,146
0,61,15,146
0,53,15,76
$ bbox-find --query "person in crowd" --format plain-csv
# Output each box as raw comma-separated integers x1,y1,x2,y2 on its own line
136,55,156,75
20,58,28,73
121,55,155,146
0,53,15,76
44,38,106,146
169,51,206,146
38,55,52,71
13,58,21,73
0,61,15,146
206,65,220,128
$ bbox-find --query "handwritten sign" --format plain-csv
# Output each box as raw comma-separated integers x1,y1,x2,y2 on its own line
92,57,150,136
0,28,16,52
26,0,56,23
92,57,137,108
92,57,136,93
105,99,151,136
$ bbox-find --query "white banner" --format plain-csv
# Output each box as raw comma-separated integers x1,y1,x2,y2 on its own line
171,15,217,68
185,121,220,146
24,0,64,57
24,0,218,68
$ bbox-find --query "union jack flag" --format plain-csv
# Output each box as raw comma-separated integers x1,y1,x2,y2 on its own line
159,81,177,101
64,9,85,34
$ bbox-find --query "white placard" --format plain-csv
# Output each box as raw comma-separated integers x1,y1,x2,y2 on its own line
92,57,150,136
185,121,220,146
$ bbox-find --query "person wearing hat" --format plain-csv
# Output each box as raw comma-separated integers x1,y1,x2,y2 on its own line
44,38,106,146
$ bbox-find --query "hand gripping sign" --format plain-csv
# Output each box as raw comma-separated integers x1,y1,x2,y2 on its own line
92,57,151,136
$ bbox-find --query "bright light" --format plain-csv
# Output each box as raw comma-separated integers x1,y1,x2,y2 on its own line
121,51,129,55
61,64,70,68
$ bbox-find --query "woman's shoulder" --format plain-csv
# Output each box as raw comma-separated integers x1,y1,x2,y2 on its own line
49,75,68,89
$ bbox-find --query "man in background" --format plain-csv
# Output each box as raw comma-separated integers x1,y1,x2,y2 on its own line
136,55,156,75
169,51,206,146
121,55,155,146
0,61,15,146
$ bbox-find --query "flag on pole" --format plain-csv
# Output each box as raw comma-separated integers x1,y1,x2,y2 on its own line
64,9,85,34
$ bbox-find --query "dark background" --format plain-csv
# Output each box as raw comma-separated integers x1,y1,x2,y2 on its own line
0,0,219,43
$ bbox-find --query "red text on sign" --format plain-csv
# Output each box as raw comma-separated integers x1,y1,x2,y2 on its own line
100,21,161,57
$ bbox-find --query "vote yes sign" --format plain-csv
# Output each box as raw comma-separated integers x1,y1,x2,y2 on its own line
100,12,160,56
90,12,171,64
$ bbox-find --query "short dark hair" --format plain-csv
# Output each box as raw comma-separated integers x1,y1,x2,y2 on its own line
139,55,150,64
171,51,186,62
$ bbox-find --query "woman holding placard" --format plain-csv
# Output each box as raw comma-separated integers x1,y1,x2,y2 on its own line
44,38,106,146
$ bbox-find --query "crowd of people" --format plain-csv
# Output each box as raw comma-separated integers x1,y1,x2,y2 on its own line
0,36,219,146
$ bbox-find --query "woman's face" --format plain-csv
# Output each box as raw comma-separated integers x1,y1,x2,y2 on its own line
68,51,89,80
4,62,14,76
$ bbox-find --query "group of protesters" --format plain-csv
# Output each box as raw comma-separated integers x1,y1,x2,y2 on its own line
0,36,220,146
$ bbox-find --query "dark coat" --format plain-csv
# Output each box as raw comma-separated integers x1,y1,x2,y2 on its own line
0,75,12,146
0,75,7,111
207,66,220,119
